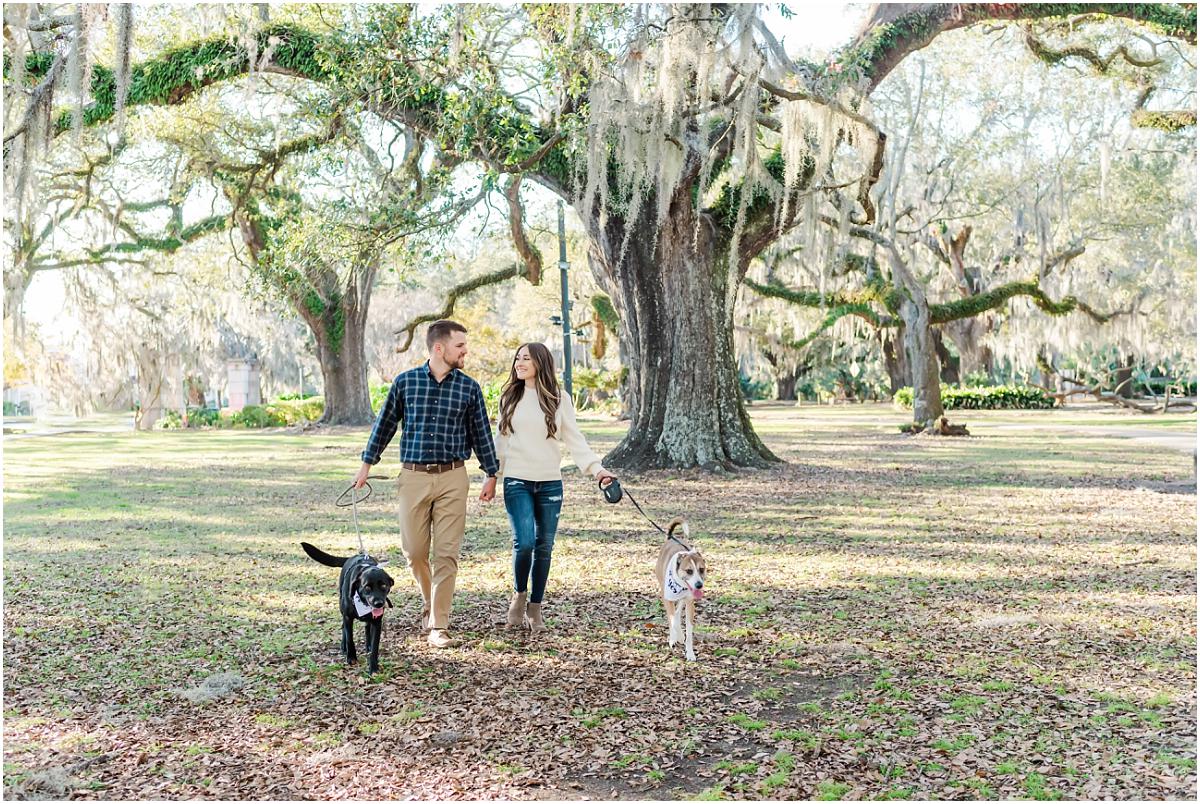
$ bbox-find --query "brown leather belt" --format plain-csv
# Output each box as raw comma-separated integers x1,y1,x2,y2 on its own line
402,460,465,474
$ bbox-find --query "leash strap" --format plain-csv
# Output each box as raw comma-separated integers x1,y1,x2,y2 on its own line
351,485,365,556
668,533,694,552
612,483,696,550
335,475,392,556
620,485,667,535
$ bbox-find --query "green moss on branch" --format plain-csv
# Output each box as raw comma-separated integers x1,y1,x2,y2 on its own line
929,279,1116,323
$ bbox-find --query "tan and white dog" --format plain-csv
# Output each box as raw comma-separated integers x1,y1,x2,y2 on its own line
655,517,707,662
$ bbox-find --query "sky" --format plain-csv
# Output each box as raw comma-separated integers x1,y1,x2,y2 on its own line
17,2,870,343
766,2,868,58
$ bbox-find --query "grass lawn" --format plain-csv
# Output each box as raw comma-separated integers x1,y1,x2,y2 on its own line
3,404,1195,799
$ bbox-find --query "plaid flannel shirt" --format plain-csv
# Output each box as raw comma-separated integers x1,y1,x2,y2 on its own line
361,362,499,476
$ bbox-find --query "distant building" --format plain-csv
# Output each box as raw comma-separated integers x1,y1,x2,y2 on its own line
226,359,262,411
3,383,45,417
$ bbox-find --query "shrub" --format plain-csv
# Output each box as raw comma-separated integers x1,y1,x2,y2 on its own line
482,379,503,421
740,373,772,402
230,405,287,428
893,385,1055,410
158,409,185,430
157,407,222,430
572,368,621,412
188,407,221,428
573,368,621,394
3,400,30,416
266,397,324,425
370,383,392,415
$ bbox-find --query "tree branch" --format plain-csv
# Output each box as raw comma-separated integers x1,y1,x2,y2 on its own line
842,4,1196,93
743,277,899,326
393,263,528,352
929,279,1129,324
504,175,544,285
1022,26,1165,71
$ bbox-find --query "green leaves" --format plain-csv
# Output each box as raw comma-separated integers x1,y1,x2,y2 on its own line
892,384,1056,410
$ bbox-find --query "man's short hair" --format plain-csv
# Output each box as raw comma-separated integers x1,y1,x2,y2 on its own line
426,319,467,350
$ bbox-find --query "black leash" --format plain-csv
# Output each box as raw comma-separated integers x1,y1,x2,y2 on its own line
599,478,693,551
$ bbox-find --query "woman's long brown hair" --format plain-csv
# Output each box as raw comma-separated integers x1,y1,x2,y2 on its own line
497,342,560,438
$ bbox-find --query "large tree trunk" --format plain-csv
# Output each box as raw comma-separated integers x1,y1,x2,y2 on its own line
294,260,377,426
133,344,165,431
237,208,377,426
585,207,777,470
904,306,944,428
889,250,944,429
1115,354,1136,398
776,372,799,402
762,350,807,402
310,314,372,425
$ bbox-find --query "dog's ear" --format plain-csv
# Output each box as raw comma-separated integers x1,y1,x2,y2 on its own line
356,566,374,588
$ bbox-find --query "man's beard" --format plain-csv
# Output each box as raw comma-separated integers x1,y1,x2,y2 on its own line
448,353,466,369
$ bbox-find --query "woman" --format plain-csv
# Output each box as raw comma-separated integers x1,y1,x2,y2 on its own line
494,342,616,633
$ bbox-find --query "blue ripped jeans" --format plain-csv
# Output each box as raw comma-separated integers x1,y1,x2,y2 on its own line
503,478,563,604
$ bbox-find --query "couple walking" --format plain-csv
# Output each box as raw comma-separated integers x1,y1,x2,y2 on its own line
352,319,615,648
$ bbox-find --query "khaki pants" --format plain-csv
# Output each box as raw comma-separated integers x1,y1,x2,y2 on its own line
397,466,469,630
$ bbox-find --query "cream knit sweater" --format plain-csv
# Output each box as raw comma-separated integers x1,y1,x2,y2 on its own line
495,389,606,481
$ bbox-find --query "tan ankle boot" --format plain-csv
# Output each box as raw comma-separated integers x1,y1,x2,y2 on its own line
527,602,545,633
506,592,527,628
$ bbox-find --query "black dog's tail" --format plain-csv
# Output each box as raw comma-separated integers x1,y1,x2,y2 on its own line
300,542,347,568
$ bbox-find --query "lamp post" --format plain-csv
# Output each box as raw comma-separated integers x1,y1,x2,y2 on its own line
557,200,573,397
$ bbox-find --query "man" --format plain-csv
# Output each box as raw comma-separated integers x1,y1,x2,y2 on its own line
353,319,498,648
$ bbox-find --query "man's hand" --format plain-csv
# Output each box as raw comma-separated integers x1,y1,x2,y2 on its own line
353,462,371,489
479,476,497,502
597,469,617,487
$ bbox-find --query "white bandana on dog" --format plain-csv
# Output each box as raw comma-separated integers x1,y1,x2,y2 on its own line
664,555,694,602
353,590,384,619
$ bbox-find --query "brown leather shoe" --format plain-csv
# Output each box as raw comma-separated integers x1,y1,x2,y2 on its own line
506,592,527,629
527,602,545,634
427,629,455,649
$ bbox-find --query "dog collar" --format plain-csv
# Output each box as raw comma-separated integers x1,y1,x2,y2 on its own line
353,591,384,619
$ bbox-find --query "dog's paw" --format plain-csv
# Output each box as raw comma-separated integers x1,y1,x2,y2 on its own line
686,650,697,662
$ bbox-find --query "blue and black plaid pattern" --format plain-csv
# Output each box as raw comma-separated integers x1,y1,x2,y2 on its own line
361,362,499,476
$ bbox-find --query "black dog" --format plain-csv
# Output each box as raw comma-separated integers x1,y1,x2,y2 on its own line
300,542,394,673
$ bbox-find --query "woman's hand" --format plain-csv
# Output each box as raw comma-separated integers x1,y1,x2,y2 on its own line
597,470,617,487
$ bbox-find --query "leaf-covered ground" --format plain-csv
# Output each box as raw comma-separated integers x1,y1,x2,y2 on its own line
3,404,1195,800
